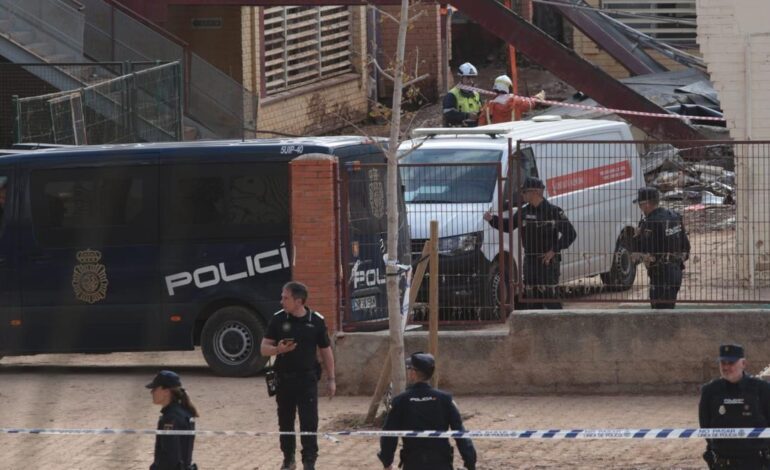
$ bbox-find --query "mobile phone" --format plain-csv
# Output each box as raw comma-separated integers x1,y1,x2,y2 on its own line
282,338,295,344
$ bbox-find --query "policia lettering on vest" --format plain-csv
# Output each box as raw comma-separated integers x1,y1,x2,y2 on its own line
700,344,770,469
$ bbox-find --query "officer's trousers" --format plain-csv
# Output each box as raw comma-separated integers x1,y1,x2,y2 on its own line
401,449,453,470
647,263,682,309
276,372,319,462
523,255,561,309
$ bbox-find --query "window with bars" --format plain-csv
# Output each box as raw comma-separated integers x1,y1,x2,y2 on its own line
262,6,353,95
601,1,697,47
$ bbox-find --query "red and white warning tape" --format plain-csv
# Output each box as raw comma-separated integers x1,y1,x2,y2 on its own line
457,84,726,123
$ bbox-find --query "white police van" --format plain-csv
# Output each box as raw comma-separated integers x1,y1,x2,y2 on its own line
399,117,645,312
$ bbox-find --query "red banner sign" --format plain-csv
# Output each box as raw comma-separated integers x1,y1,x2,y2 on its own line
546,160,632,196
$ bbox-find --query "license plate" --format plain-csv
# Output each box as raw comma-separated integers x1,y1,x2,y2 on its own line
352,295,377,310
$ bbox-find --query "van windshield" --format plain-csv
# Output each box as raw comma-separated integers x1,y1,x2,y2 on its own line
399,148,502,203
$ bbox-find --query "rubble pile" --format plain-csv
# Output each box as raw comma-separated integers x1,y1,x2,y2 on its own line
641,143,736,232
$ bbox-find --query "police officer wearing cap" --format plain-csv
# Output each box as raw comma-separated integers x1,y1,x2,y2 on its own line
632,187,690,309
260,281,335,470
484,176,576,309
146,370,198,470
378,352,477,470
700,344,770,469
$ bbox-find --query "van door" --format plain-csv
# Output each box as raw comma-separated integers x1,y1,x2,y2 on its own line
0,167,21,352
20,162,160,352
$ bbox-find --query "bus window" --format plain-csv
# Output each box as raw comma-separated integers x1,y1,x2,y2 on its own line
161,163,289,241
30,166,158,248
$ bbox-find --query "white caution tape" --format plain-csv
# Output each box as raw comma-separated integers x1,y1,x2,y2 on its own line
1,427,769,440
457,84,727,122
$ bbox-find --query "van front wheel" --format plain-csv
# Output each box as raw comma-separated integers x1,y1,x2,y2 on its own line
483,258,518,319
201,306,267,377
600,236,637,291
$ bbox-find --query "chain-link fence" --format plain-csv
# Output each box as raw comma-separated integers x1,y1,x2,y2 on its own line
9,61,181,146
364,140,770,327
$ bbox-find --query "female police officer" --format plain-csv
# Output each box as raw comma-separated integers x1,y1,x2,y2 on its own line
146,370,198,470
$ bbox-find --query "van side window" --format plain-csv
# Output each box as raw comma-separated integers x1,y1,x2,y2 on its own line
161,163,289,241
503,147,538,205
30,166,158,248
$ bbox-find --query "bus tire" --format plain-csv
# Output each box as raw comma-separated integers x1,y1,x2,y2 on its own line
201,305,267,377
600,235,637,291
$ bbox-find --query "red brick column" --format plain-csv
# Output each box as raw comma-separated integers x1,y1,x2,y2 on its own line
289,154,341,333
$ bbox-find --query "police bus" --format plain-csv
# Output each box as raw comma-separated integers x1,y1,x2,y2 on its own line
0,137,404,376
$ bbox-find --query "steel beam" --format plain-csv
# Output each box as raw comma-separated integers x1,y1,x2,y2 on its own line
448,0,705,141
550,1,667,76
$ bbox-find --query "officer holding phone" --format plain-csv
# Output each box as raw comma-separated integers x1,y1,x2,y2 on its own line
261,281,335,470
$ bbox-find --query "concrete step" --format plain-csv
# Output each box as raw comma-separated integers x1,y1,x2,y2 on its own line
28,41,54,57
8,29,34,44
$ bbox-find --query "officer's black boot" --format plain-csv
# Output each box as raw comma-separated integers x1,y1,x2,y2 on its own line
301,460,315,470
280,456,296,470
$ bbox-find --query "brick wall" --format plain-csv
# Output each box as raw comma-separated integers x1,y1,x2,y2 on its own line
241,7,369,137
289,155,341,333
378,4,443,102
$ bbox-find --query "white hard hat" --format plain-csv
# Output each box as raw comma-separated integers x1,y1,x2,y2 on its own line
493,75,513,92
457,62,478,77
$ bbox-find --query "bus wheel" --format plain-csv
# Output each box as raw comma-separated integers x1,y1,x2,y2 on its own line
600,235,637,291
201,306,267,377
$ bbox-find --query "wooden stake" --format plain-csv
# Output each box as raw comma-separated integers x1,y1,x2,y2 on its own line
429,220,439,388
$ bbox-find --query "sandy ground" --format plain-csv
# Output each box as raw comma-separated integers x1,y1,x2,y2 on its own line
0,351,713,470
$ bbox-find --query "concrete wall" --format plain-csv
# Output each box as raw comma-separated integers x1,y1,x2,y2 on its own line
335,309,770,395
696,0,770,285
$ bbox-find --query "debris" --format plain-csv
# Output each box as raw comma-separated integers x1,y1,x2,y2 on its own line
701,191,724,205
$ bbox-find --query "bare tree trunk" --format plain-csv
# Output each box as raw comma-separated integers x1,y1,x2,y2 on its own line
385,0,410,395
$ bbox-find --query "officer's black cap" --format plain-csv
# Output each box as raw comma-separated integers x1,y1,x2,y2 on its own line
406,352,435,377
521,177,545,191
145,370,182,389
634,187,660,204
719,344,745,362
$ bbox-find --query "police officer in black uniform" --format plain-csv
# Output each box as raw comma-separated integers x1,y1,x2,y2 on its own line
261,281,335,470
484,176,576,309
146,370,198,470
632,187,690,309
378,352,477,470
700,344,770,469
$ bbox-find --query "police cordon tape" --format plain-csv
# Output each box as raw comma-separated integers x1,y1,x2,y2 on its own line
456,84,727,123
2,427,769,440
